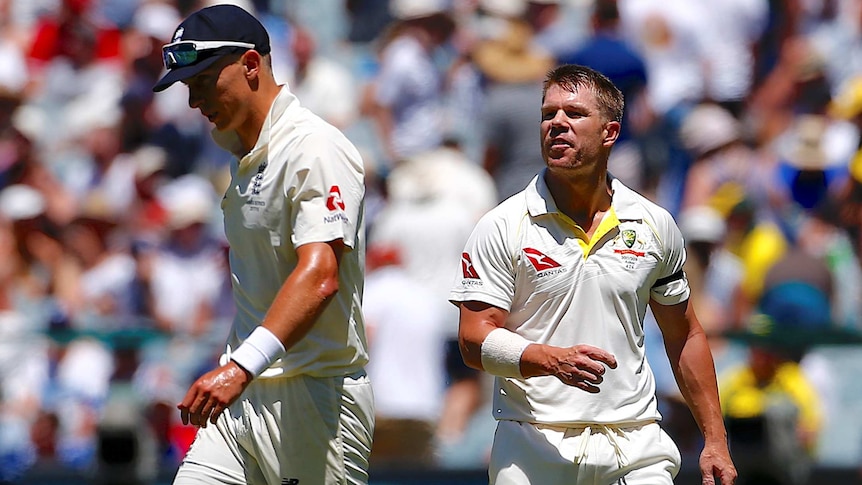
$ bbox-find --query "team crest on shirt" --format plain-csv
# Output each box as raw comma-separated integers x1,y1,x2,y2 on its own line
622,229,636,248
460,253,482,285
523,248,567,277
251,161,267,195
613,228,646,270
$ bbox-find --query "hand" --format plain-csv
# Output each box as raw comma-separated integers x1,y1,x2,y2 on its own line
699,441,737,485
526,344,617,393
177,361,253,427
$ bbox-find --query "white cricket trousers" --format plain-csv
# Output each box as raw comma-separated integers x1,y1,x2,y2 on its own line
489,420,681,485
173,370,374,485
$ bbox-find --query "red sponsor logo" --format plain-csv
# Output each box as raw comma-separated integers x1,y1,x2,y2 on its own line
326,185,345,211
523,248,561,271
461,252,480,279
613,249,645,257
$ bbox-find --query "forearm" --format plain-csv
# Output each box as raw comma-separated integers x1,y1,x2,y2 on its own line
232,242,341,376
458,302,616,389
458,301,510,372
461,323,553,378
666,330,727,443
261,255,339,351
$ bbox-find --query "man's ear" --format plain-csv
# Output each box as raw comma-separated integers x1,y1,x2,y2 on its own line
241,50,262,79
603,120,621,147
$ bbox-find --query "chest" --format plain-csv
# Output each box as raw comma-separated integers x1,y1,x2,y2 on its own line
222,159,287,247
513,220,663,299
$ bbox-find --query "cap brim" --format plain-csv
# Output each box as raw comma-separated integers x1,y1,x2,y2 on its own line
152,55,224,92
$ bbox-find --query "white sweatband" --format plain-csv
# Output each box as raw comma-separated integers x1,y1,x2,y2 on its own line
480,328,531,378
230,327,285,377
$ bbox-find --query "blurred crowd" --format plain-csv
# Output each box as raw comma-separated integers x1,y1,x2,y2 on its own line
2,0,862,483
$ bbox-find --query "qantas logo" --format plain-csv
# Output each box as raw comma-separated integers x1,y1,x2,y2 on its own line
461,252,480,279
523,248,561,271
326,185,345,211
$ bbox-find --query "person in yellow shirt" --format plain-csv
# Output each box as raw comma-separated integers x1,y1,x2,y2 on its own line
720,281,827,485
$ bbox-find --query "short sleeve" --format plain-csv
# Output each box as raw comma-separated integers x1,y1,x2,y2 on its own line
449,211,516,311
286,132,364,249
649,210,691,305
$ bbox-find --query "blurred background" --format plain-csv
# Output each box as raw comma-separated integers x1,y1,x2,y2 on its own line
1,0,862,483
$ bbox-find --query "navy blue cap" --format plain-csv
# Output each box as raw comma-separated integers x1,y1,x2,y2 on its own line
153,4,271,92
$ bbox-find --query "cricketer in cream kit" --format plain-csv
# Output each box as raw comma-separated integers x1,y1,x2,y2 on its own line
218,86,368,379
450,171,690,426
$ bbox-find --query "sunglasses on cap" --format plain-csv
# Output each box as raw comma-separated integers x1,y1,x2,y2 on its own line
162,40,256,70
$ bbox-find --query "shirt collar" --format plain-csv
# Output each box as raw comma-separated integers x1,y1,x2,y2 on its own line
525,169,644,221
211,85,300,167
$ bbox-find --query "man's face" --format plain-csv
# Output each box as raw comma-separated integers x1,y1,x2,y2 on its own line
183,55,250,132
540,83,617,172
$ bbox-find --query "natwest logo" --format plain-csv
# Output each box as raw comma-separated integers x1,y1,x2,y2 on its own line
326,185,345,211
461,252,480,279
523,248,561,271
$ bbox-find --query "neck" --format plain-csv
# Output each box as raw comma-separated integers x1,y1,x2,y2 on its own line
236,83,282,153
544,168,612,228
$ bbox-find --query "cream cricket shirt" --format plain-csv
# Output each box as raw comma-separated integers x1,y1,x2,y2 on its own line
449,171,690,425
218,86,368,379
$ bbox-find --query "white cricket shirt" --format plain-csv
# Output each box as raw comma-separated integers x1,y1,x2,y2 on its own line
218,86,368,379
449,171,690,425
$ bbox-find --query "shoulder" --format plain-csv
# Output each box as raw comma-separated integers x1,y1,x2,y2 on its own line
468,192,529,243
277,108,359,157
614,179,678,231
480,192,527,223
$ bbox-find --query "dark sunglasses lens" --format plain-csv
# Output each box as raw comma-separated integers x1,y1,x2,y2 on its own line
163,44,199,69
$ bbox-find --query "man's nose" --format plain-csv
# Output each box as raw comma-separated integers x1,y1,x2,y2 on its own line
549,110,568,126
188,90,202,109
549,111,568,130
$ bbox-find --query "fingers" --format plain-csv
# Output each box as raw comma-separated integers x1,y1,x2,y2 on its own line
177,390,196,426
700,463,736,485
210,404,226,425
560,366,605,391
553,345,618,391
179,404,190,426
177,366,244,428
573,381,601,393
177,388,218,428
198,396,215,428
578,345,618,369
720,467,737,485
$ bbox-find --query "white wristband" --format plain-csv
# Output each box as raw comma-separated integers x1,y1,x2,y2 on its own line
480,328,531,378
230,327,285,377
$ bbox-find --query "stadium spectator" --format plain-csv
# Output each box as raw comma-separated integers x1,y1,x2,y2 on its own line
559,0,649,190
361,0,455,165
288,26,359,130
363,242,448,470
720,279,830,485
474,12,553,201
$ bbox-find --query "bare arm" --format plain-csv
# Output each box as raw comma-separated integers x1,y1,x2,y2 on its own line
651,299,736,485
259,240,344,349
458,300,617,392
178,240,345,426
